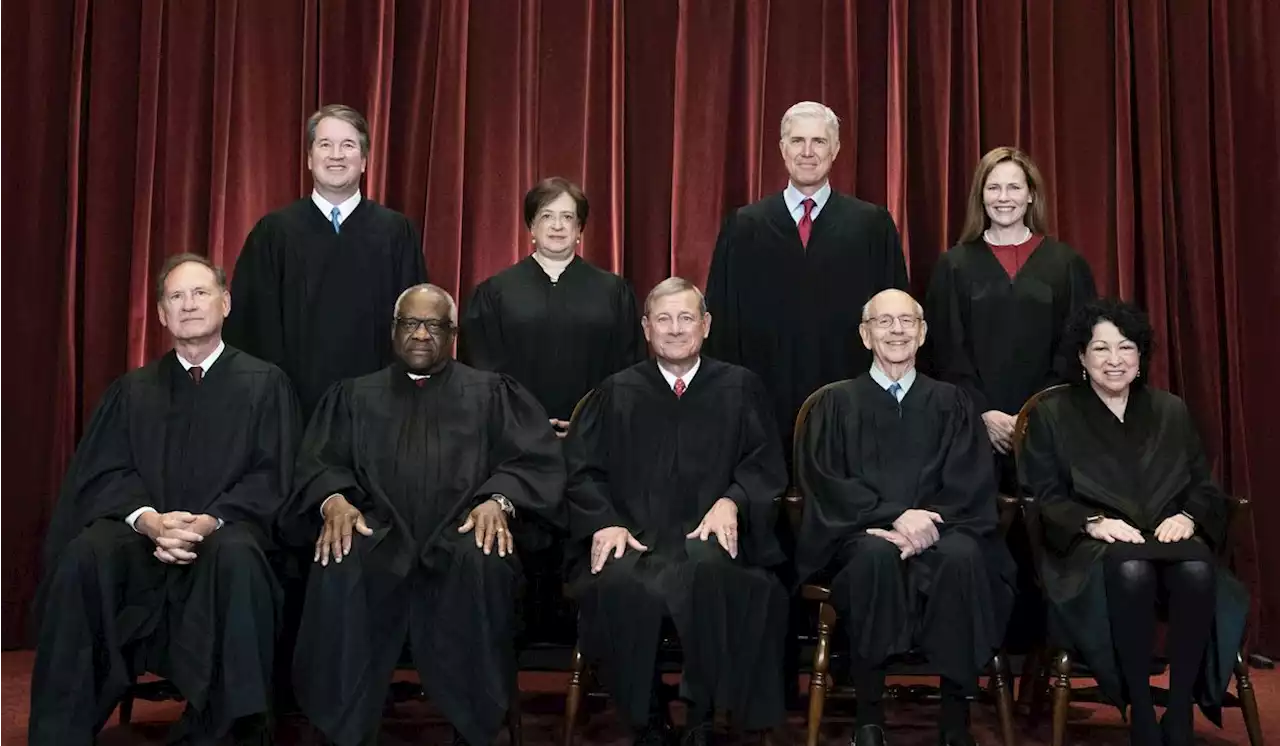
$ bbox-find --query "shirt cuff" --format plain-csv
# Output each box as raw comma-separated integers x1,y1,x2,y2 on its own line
125,506,158,532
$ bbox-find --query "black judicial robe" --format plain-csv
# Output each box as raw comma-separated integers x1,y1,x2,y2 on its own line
225,197,427,415
1018,384,1249,720
564,358,789,729
30,347,299,745
923,237,1095,417
795,374,1014,683
705,191,908,455
460,255,644,422
281,361,565,746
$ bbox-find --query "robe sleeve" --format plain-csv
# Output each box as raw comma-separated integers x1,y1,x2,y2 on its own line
204,368,302,533
795,387,905,580
704,214,742,364
458,282,506,372
1018,403,1093,555
1046,249,1097,387
720,373,788,566
876,207,909,291
563,387,625,543
278,382,369,547
473,376,566,528
923,388,998,536
1171,400,1229,548
923,251,990,413
612,279,644,372
224,219,286,367
41,378,154,571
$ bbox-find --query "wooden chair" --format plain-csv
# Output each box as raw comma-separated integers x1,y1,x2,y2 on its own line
1011,384,1264,746
794,381,1019,746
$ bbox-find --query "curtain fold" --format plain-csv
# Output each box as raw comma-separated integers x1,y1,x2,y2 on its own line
3,0,1277,651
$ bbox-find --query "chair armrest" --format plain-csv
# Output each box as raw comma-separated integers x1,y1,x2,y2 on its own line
801,584,832,602
997,493,1020,538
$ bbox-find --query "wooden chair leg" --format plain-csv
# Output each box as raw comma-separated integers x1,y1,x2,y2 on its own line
1049,650,1072,746
1235,650,1265,746
990,652,1017,746
563,643,585,746
507,689,523,746
806,602,836,746
1016,646,1042,712
118,690,135,725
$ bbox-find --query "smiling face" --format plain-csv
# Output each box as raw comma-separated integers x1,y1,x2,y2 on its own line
779,115,839,190
642,289,710,366
858,290,926,370
983,160,1033,232
392,290,456,373
156,261,230,342
529,192,582,258
308,116,367,199
1080,320,1140,396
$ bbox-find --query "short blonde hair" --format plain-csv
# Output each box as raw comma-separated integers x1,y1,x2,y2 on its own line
644,277,706,316
780,101,841,145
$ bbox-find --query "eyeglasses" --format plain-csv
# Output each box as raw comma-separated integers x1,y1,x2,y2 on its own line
863,314,921,329
395,317,454,335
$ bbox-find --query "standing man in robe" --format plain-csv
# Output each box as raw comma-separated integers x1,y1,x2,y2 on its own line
30,254,300,746
565,278,790,746
281,284,565,746
795,289,1014,746
705,101,908,460
225,104,427,417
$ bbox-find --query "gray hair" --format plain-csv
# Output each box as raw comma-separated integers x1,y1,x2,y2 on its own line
780,101,841,145
394,283,457,324
861,291,924,321
644,277,707,316
155,253,227,300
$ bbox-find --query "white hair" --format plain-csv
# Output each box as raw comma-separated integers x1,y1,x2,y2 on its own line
394,283,458,324
644,277,706,316
780,101,841,145
861,291,924,321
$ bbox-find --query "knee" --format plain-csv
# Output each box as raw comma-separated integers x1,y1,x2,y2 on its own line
1108,558,1157,592
932,532,983,566
844,536,903,573
201,524,268,571
1168,560,1216,592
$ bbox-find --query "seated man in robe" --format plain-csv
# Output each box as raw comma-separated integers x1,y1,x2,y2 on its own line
281,284,565,746
794,289,1015,746
565,277,790,746
30,253,301,746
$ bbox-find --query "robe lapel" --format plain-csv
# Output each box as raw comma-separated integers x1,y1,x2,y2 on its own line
763,192,806,254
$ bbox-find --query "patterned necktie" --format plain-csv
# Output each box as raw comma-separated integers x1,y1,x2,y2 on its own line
674,378,686,398
330,205,342,234
798,198,815,248
887,381,902,402
189,366,203,386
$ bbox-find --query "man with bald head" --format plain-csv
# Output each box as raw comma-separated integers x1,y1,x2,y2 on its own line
31,253,300,745
794,290,1014,746
280,284,565,746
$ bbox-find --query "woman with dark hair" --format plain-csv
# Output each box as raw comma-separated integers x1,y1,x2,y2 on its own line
461,177,643,645
1019,298,1248,746
461,177,642,434
925,146,1097,490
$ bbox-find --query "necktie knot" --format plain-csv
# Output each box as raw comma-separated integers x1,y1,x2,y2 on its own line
674,378,686,398
189,366,203,385
414,378,427,388
330,206,342,233
887,382,902,401
802,198,815,217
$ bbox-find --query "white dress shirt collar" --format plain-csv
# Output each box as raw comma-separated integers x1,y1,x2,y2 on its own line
783,181,832,224
312,189,362,225
657,357,701,391
176,340,226,373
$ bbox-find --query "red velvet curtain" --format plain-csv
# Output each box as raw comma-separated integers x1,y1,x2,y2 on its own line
4,0,1277,650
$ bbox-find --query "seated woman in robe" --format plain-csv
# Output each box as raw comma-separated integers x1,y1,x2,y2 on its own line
1018,298,1249,746
461,177,643,645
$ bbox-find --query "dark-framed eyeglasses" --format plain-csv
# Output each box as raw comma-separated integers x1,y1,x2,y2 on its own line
395,317,454,335
863,314,921,330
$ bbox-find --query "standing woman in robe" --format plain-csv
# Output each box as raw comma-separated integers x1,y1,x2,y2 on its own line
924,146,1096,492
1018,299,1248,746
460,176,643,644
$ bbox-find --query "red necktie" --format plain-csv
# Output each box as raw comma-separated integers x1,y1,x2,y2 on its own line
798,198,815,248
414,378,426,388
189,366,203,385
674,378,686,398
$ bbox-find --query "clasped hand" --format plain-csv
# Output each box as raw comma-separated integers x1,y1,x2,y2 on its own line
138,511,218,565
866,509,944,559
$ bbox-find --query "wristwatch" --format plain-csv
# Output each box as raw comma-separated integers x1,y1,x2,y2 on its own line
491,494,515,517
